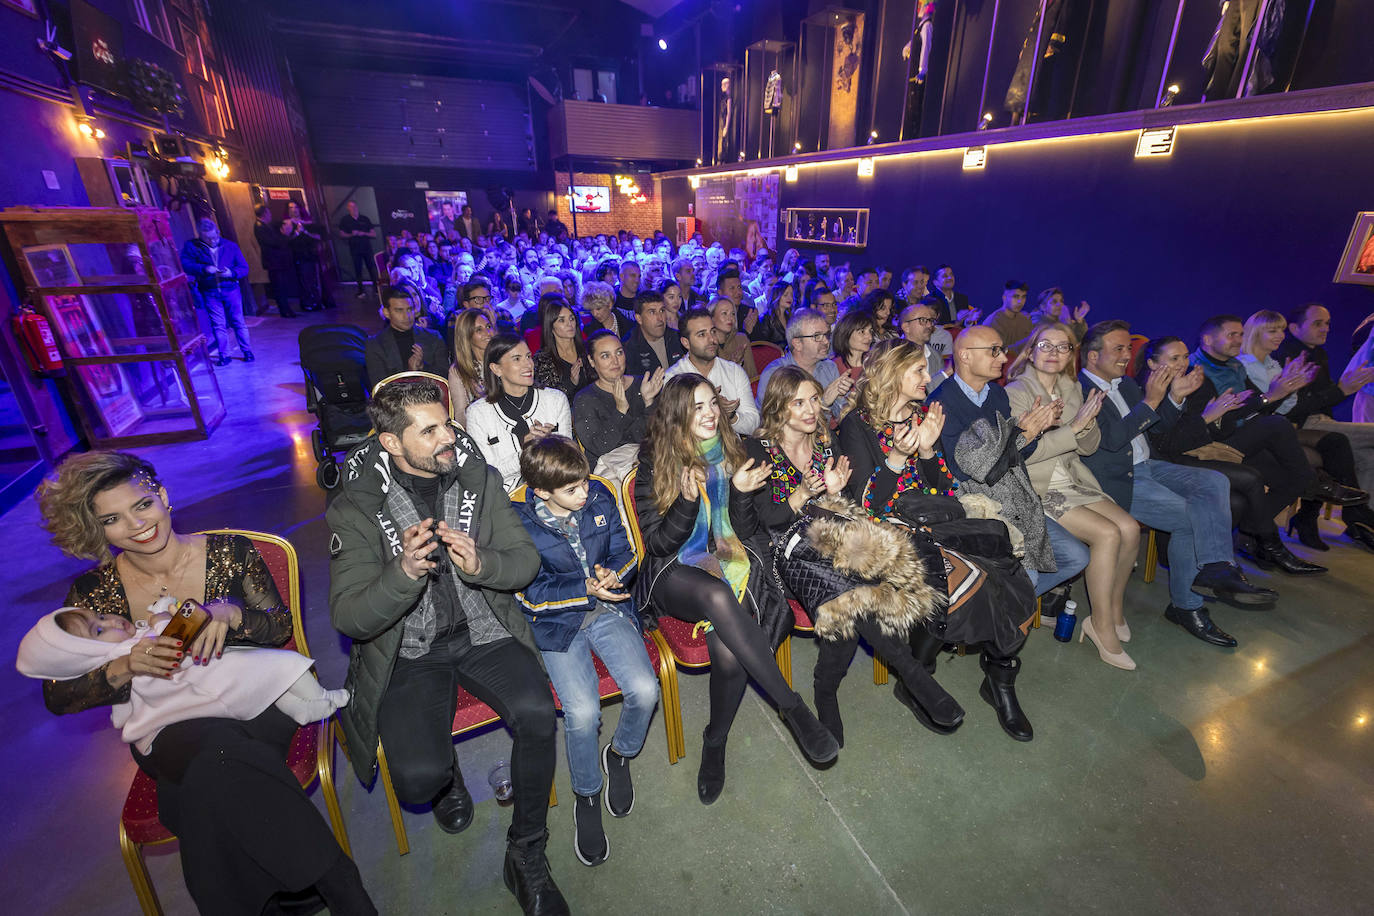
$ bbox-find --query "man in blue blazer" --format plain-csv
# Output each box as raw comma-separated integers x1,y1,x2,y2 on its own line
1078,321,1277,647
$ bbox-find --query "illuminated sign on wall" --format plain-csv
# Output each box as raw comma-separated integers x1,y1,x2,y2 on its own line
785,165,798,182
962,147,987,170
1135,127,1177,157
857,157,875,177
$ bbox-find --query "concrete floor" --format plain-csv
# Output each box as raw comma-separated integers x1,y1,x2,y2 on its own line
4,294,1372,916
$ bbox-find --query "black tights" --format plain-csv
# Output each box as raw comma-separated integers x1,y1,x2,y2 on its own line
652,564,797,744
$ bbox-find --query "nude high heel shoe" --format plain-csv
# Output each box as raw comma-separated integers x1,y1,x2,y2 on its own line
1080,617,1137,671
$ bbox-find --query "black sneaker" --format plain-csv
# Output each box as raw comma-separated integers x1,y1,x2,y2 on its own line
572,792,608,866
242,351,256,362
601,744,634,817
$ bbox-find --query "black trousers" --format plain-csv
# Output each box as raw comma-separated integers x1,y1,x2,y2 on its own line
1222,415,1315,515
133,708,351,916
1173,455,1281,536
814,618,927,696
376,632,557,842
350,247,378,287
295,259,322,309
265,267,297,315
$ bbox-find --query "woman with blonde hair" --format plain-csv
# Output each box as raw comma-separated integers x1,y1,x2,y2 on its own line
1005,323,1145,670
835,340,1038,741
632,373,838,804
836,341,1038,741
447,308,494,419
1237,310,1300,416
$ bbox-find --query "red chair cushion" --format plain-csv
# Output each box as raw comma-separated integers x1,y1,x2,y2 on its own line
789,599,815,632
452,689,503,734
122,723,321,845
654,616,712,667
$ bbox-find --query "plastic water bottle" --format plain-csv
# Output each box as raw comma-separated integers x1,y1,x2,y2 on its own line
488,760,514,802
1053,600,1078,643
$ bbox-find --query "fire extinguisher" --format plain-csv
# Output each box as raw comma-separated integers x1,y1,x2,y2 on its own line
12,306,64,374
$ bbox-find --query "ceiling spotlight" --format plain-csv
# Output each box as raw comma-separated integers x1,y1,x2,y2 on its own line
657,38,668,51
695,157,703,166
1162,83,1181,108
977,112,993,131
738,152,745,161
868,130,878,145
792,141,801,152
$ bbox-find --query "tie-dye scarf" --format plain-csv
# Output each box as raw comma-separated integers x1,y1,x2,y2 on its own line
679,434,751,601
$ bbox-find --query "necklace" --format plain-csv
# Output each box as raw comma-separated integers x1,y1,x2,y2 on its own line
859,407,957,515
119,537,194,599
761,438,827,504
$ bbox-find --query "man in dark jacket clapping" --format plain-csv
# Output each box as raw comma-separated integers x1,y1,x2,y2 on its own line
327,380,568,916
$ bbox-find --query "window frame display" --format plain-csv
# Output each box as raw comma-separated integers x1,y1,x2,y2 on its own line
783,207,870,249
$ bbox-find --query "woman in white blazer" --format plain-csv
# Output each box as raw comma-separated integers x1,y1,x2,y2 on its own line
465,333,572,491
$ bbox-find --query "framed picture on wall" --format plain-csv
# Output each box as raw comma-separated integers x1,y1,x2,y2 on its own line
1,0,40,18
1334,212,1374,286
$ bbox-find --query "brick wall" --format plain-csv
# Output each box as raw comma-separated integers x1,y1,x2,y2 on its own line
553,171,662,239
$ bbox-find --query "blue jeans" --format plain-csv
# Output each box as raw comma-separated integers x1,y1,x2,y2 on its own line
1128,458,1233,610
1027,516,1091,596
540,610,659,797
203,286,251,357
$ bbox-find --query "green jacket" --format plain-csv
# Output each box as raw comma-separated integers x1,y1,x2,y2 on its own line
327,431,541,783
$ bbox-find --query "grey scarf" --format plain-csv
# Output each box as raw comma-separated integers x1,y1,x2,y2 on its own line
953,415,1054,572
375,455,509,657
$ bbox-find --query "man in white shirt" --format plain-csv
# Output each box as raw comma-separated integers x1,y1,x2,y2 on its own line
665,306,759,435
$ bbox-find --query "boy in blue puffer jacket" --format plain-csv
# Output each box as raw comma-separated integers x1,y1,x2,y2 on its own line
513,436,659,870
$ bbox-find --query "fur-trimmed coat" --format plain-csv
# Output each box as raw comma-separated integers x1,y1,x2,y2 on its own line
744,438,942,642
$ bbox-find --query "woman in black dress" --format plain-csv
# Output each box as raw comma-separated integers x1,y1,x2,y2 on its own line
37,451,373,915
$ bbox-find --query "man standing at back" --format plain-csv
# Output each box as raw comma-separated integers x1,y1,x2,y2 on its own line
339,200,379,298
181,216,252,367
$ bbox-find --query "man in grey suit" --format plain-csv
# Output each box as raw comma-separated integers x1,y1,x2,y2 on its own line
365,286,448,388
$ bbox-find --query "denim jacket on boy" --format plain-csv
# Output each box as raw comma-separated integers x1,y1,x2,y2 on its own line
513,479,638,652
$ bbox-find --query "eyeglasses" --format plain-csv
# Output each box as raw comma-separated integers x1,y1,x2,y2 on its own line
965,345,1010,357
1034,341,1075,354
902,316,936,326
466,294,493,305
794,331,831,343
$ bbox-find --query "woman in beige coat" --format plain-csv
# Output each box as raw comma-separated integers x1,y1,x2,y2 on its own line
1006,322,1139,671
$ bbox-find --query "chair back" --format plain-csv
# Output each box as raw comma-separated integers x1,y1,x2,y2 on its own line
372,371,452,411
621,466,645,563
749,341,784,378
197,529,307,657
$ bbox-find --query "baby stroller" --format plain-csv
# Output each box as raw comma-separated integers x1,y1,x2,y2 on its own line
299,323,372,490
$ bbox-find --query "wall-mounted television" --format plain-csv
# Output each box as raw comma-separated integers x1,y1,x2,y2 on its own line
568,186,611,213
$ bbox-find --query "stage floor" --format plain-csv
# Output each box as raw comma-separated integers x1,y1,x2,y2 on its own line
4,291,1371,915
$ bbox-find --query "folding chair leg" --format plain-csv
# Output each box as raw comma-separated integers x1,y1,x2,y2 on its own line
649,630,682,764
376,742,410,856
1143,530,1158,584
873,656,889,686
119,824,164,916
775,636,793,689
1032,596,1042,629
318,720,351,857
549,784,558,807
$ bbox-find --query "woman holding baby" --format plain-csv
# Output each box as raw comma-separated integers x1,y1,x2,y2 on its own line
32,451,374,915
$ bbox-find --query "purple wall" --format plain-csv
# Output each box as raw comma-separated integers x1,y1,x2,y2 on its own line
663,106,1374,353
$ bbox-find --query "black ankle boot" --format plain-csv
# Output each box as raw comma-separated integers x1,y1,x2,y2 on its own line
813,685,844,748
780,696,840,764
979,653,1033,742
503,830,570,916
1287,501,1329,551
697,732,727,805
892,663,965,735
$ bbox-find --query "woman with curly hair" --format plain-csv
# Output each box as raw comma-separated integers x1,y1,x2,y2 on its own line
34,451,374,915
632,374,838,804
836,340,1038,741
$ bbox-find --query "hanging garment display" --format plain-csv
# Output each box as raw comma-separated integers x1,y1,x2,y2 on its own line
827,14,865,150
764,70,784,113
1003,0,1074,117
1202,0,1289,99
901,0,938,140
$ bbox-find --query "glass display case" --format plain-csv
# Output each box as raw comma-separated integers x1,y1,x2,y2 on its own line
0,206,225,447
784,207,869,249
797,8,867,152
743,39,797,161
701,62,743,166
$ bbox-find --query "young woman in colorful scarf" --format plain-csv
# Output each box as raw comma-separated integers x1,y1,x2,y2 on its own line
632,374,839,804
746,365,962,746
836,340,1039,742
